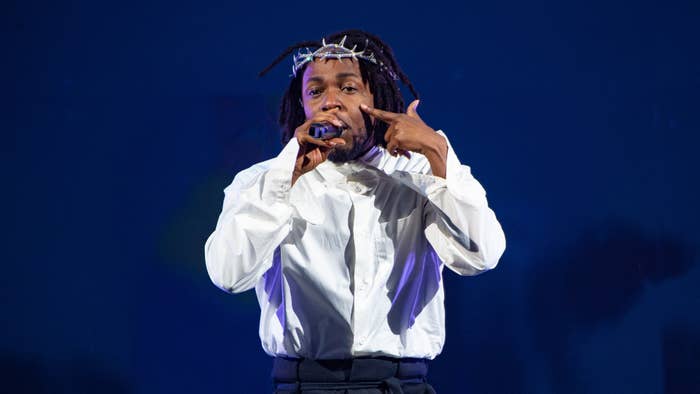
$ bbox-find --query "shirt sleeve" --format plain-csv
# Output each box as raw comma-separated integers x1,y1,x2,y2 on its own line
204,138,301,293
390,130,506,276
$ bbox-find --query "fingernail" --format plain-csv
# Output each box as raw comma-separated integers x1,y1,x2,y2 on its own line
360,104,368,109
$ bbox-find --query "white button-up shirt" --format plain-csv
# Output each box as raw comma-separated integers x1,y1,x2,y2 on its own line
205,131,506,360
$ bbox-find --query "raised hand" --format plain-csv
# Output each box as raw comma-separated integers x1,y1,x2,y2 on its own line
292,109,347,185
360,100,448,178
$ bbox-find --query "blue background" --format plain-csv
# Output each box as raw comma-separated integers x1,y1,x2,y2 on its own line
7,0,700,392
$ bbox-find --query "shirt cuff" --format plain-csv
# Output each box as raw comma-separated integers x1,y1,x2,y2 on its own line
441,130,487,207
261,138,326,225
261,138,299,204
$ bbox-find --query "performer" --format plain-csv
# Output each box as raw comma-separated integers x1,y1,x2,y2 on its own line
205,29,506,393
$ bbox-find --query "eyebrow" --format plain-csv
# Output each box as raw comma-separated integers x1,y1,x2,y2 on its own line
305,72,362,84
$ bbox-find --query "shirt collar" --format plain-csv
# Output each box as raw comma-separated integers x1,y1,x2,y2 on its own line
357,145,385,167
314,145,387,184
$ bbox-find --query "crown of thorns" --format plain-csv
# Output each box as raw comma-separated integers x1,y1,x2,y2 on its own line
292,35,398,80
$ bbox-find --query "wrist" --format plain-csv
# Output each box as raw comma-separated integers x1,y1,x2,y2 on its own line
423,133,447,161
422,133,448,179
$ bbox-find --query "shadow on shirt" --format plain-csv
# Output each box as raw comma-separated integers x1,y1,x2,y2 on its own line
364,168,443,336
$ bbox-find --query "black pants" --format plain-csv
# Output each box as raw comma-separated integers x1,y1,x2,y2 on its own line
271,356,437,393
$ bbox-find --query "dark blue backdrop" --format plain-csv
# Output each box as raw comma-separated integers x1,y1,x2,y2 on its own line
8,0,700,393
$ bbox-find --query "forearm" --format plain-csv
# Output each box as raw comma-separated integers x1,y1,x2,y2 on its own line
428,133,505,272
390,130,505,274
422,133,448,179
425,185,505,275
205,139,301,293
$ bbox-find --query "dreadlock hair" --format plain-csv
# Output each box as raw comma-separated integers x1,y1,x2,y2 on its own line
258,29,419,147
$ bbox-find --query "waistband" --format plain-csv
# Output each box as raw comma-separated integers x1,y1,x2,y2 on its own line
271,356,432,393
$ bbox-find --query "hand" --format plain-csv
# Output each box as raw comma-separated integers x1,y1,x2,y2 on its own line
292,109,347,185
360,100,448,177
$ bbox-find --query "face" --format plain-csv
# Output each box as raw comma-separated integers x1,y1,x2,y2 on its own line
301,58,375,162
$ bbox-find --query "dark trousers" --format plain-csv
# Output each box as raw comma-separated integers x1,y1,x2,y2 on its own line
271,356,437,393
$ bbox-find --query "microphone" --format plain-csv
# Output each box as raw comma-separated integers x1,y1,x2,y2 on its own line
309,122,344,140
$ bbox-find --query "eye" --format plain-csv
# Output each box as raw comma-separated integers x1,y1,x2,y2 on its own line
307,88,323,97
341,85,358,93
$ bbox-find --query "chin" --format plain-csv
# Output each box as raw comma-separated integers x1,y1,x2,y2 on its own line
328,124,375,163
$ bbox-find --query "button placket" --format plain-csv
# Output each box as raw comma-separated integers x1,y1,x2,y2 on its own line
347,190,375,350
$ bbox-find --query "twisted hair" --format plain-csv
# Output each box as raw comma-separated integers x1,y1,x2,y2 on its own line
259,29,418,146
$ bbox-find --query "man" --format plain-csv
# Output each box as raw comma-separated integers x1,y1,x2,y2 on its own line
205,30,506,393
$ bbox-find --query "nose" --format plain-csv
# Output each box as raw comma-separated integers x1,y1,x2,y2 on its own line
321,89,342,111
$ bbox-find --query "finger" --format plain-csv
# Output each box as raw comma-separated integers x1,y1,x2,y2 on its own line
384,128,396,155
296,120,342,143
384,125,396,145
300,113,344,134
406,100,420,118
298,132,337,148
386,140,399,157
298,118,344,145
311,114,344,128
398,148,411,159
309,148,323,167
360,103,399,122
326,137,346,146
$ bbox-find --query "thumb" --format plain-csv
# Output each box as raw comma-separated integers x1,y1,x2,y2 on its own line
406,99,420,118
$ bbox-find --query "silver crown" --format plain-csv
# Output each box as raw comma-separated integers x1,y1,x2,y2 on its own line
292,36,398,80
